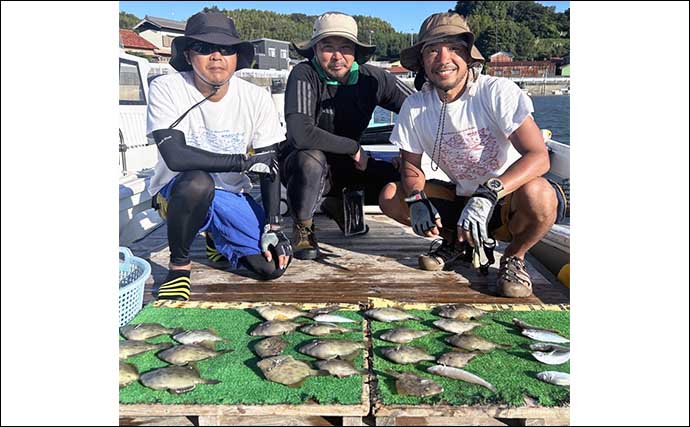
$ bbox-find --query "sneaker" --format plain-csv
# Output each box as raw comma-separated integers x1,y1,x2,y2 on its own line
154,270,191,301
206,232,228,264
497,256,533,298
418,239,466,271
292,221,319,260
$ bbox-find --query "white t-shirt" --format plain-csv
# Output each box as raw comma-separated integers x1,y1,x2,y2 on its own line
146,71,285,196
390,74,534,196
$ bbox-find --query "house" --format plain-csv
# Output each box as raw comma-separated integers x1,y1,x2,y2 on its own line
387,65,414,78
490,51,514,63
249,38,290,70
485,51,556,78
119,29,158,60
132,15,186,61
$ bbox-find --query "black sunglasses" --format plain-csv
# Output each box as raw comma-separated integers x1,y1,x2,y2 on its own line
188,41,237,56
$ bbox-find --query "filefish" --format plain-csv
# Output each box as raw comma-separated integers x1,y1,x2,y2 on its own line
521,329,570,344
380,328,433,344
257,355,325,387
298,339,364,360
532,350,570,365
536,371,570,386
427,365,497,393
436,351,478,369
529,343,570,352
300,323,356,336
311,314,358,323
173,329,226,348
379,345,436,364
157,344,232,366
436,304,487,320
139,365,220,394
120,323,181,341
254,336,289,358
512,318,563,334
445,334,510,352
432,319,485,335
385,370,443,397
250,320,302,337
119,340,172,360
365,307,420,322
119,361,139,388
315,359,367,378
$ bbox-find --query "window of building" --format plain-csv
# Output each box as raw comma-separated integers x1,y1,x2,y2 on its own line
495,70,503,76
162,35,173,48
511,69,520,76
119,59,146,105
280,49,287,59
268,47,276,57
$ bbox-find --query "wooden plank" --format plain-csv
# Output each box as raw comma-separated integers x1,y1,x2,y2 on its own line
373,405,569,419
118,416,195,426
393,416,509,426
198,415,337,426
120,403,368,417
521,417,570,426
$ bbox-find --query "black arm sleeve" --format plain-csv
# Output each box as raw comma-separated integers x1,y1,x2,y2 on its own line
152,129,246,172
286,113,360,155
374,67,415,114
256,143,282,225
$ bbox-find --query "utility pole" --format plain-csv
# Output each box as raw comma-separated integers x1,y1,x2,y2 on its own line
494,5,499,55
410,28,414,47
369,30,373,45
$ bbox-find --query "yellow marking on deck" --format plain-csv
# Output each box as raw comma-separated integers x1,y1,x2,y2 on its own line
151,300,362,311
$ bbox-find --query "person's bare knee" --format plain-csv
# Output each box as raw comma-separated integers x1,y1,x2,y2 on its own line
512,178,557,224
379,182,409,224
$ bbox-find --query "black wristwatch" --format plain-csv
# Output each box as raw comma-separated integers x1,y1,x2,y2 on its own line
473,178,505,203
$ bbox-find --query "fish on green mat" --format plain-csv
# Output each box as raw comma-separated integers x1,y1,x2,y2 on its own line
529,342,570,352
385,370,443,397
537,371,570,386
254,336,289,358
119,361,139,388
432,319,486,334
311,313,359,323
157,344,233,366
365,307,420,322
436,304,487,320
255,304,343,321
314,359,367,378
379,345,436,364
173,329,226,348
521,329,570,344
512,318,563,334
300,323,356,336
139,365,220,394
436,351,478,369
250,320,302,337
257,355,328,387
298,339,364,360
427,365,497,393
445,334,511,352
532,349,570,365
119,340,172,360
380,328,434,344
120,323,182,341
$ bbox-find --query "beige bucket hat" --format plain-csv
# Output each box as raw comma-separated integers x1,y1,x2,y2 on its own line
292,12,376,64
401,12,484,72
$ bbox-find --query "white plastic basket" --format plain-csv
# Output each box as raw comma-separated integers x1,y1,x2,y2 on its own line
119,247,151,327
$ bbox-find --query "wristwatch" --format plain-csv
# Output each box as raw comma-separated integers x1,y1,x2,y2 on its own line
485,178,505,199
473,178,505,203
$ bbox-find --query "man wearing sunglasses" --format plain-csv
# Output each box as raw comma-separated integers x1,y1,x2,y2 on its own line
146,12,292,301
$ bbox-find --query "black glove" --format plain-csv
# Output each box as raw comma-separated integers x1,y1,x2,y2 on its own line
260,226,293,258
405,190,440,236
244,150,278,180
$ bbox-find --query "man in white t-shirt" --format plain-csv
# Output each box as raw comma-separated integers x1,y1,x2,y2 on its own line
379,13,567,298
146,12,292,301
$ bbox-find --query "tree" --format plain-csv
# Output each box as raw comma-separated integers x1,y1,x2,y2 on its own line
119,11,141,30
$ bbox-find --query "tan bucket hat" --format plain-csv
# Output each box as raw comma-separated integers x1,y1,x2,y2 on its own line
401,12,484,72
292,12,376,64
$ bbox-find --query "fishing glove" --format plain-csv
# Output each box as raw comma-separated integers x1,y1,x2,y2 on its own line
260,225,293,258
458,185,498,268
244,150,279,180
405,190,440,236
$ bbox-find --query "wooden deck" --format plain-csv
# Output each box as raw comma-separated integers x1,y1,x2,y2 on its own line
129,214,569,306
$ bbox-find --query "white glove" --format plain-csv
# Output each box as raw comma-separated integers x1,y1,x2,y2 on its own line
458,197,496,266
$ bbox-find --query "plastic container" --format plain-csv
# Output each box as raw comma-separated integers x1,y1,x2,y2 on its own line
119,247,151,327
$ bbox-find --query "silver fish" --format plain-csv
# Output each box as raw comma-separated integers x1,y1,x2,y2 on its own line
386,370,443,397
522,329,570,344
436,304,487,320
300,323,355,336
532,350,570,365
380,345,436,364
173,329,225,348
254,336,289,358
380,328,433,344
119,361,139,388
298,339,364,360
427,365,497,393
157,344,232,366
311,314,358,323
365,307,420,322
250,320,302,337
436,351,478,368
120,323,181,341
512,318,562,334
139,365,220,394
314,360,367,378
529,343,570,352
119,340,172,360
537,371,570,386
445,334,510,352
257,355,324,387
255,305,306,321
432,319,485,334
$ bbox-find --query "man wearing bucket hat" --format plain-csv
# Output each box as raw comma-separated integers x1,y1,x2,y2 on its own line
281,11,414,260
379,13,567,298
146,12,293,301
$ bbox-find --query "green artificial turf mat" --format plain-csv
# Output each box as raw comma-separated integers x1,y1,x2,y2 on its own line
371,309,569,407
119,305,365,405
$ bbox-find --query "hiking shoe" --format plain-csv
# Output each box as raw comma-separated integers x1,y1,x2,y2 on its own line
497,256,533,298
418,239,466,271
206,232,228,264
154,270,191,301
292,221,319,260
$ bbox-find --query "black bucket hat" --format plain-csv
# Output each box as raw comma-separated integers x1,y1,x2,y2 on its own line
170,12,254,72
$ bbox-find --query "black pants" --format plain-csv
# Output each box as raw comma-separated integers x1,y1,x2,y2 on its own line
160,170,286,281
280,149,400,222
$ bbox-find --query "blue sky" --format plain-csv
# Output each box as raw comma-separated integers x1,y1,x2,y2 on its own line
119,1,569,33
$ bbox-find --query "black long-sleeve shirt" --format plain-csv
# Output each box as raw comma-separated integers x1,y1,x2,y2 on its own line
283,61,414,157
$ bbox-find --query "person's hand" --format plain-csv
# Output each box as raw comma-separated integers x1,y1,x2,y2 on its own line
352,147,369,171
244,151,278,179
405,190,442,237
457,197,495,267
260,225,292,269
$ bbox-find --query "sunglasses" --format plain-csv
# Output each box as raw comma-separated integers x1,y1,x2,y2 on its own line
188,41,237,56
